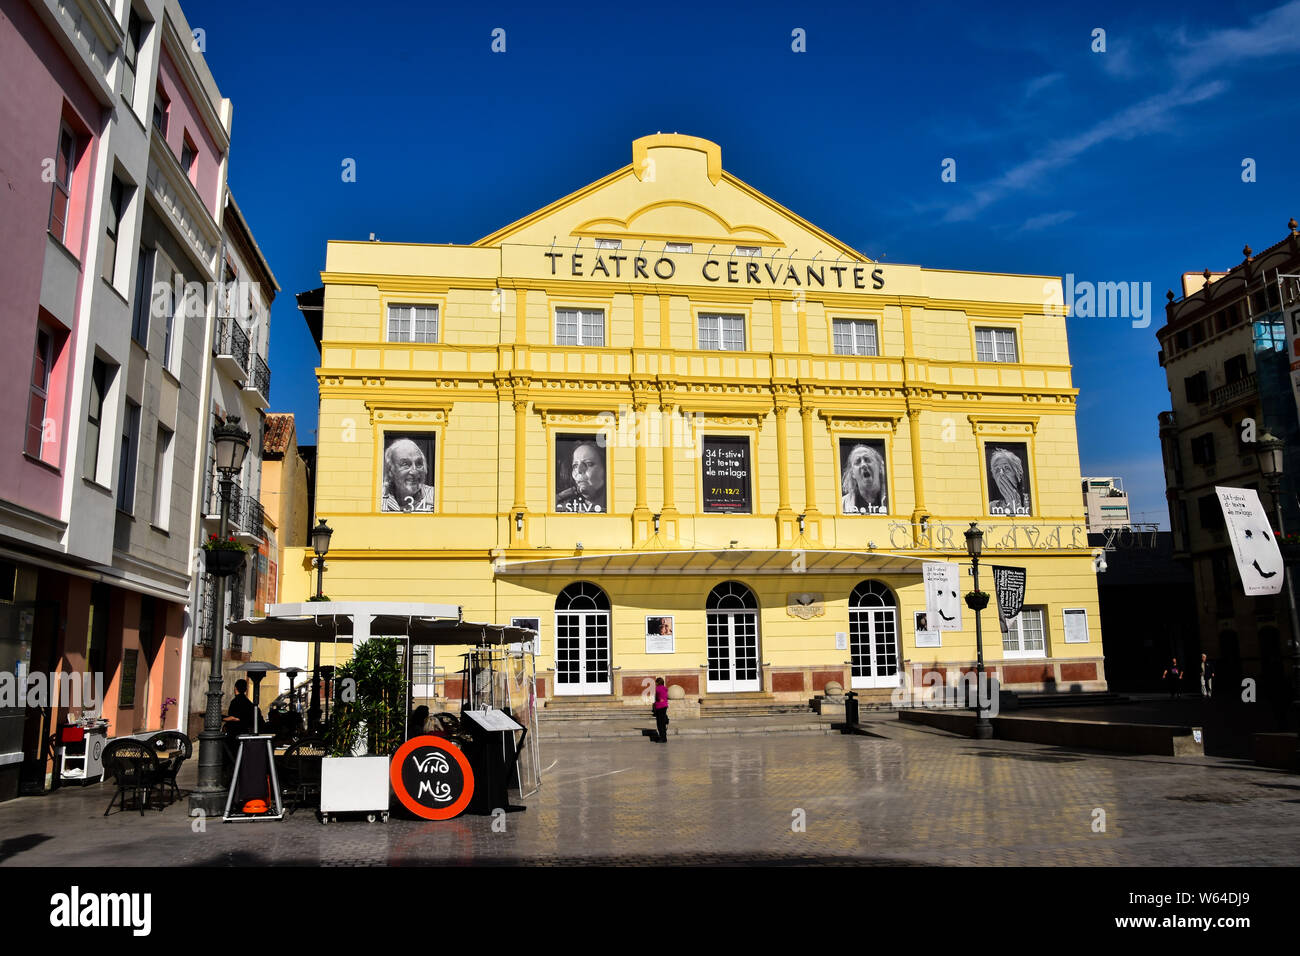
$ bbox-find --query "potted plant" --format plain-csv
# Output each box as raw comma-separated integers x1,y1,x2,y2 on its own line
319,638,402,823
965,590,990,611
202,533,248,577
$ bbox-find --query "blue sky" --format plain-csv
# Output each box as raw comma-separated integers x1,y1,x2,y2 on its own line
189,0,1300,526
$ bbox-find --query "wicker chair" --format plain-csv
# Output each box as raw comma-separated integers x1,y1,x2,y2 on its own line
102,739,164,816
147,731,193,804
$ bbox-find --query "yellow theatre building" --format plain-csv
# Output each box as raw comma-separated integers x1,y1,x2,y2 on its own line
284,134,1106,710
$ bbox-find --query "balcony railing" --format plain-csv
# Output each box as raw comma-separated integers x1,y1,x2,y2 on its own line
1210,372,1257,409
203,476,265,541
245,353,271,407
214,317,250,379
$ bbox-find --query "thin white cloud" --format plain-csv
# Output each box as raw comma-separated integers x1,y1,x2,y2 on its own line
1024,72,1064,98
943,81,1227,223
1018,210,1076,232
1171,0,1300,78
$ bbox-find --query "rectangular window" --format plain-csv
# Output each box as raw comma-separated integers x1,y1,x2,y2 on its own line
180,135,196,185
664,242,692,254
1224,353,1248,384
48,125,77,244
101,177,127,285
152,85,169,136
121,8,143,108
1184,371,1208,403
698,313,745,351
1198,494,1223,530
832,318,879,356
131,247,154,345
1003,607,1046,658
1190,433,1216,465
975,327,1018,363
84,358,110,481
386,303,439,343
25,327,54,459
554,307,604,346
151,425,173,529
116,400,140,513
733,246,761,256
593,238,621,249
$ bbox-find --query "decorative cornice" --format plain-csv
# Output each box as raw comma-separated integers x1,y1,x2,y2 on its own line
363,399,452,426
968,415,1039,437
819,412,904,433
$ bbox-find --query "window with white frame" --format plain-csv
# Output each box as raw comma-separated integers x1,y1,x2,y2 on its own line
1003,606,1046,658
698,313,745,351
593,238,621,249
151,424,173,529
387,303,439,343
975,327,1018,363
664,242,692,254
832,318,879,356
555,307,605,346
733,246,761,256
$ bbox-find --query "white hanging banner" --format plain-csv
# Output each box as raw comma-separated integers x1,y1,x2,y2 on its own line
923,561,962,631
1216,486,1285,596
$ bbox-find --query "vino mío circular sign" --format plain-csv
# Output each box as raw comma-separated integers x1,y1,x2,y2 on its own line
390,736,475,820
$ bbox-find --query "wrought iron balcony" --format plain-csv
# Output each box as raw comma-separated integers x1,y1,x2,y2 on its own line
243,353,271,408
213,317,250,383
1210,372,1257,410
203,476,265,543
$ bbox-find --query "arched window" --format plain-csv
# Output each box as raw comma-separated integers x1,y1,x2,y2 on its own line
849,580,897,608
707,581,757,611
555,581,610,611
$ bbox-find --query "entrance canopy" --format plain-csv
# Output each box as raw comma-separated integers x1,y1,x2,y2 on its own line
227,601,535,646
496,548,926,578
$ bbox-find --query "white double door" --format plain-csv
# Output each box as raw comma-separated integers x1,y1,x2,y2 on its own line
850,607,901,689
707,610,761,692
553,610,611,695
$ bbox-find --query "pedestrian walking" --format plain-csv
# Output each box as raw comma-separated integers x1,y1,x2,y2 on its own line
653,677,669,743
1162,658,1183,699
1199,653,1214,698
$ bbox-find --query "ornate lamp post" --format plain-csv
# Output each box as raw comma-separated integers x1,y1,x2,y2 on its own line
308,517,333,732
190,415,250,814
965,521,994,740
1255,432,1300,768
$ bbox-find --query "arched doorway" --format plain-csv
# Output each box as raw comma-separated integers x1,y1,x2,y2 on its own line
706,581,760,692
553,582,611,695
849,580,900,689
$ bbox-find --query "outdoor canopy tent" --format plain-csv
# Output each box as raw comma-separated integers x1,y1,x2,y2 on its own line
226,602,536,646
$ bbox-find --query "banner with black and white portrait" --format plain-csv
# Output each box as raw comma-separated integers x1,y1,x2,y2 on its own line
381,433,436,513
1216,486,1284,596
839,439,888,515
985,442,1032,516
555,434,606,513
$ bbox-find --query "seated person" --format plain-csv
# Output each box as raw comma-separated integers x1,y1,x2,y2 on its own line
223,679,267,738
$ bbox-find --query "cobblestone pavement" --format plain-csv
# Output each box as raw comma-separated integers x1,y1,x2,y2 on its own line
2,717,1298,866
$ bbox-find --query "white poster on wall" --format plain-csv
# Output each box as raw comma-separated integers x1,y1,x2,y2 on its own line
914,611,941,648
922,561,962,631
1216,486,1285,596
1062,608,1090,644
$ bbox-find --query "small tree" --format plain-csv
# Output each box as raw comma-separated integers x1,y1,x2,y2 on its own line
325,639,403,757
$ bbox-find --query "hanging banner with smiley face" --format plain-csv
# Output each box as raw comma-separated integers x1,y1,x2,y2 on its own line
1216,486,1285,596
923,561,962,632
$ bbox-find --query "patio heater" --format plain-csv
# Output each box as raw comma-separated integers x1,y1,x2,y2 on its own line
1254,431,1300,769
308,518,333,732
190,415,250,814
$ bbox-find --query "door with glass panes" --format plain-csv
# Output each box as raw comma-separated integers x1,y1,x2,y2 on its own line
553,582,611,695
848,580,900,689
705,581,761,692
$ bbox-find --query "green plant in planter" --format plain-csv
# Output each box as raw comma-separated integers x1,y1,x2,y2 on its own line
202,533,248,554
965,590,990,610
307,594,331,602
324,639,403,758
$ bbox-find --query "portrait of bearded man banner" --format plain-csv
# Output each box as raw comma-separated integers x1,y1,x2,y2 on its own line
839,439,888,515
985,442,1032,516
381,434,436,513
555,434,607,513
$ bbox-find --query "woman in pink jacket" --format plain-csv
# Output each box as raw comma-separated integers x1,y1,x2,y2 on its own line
653,677,669,743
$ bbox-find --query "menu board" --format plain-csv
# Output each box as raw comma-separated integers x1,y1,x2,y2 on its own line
703,436,751,513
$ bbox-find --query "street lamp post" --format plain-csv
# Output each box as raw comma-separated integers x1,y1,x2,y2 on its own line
189,415,250,814
308,518,333,733
1255,432,1300,769
965,521,994,740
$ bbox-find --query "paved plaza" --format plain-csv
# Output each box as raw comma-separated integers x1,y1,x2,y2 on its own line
2,716,1298,866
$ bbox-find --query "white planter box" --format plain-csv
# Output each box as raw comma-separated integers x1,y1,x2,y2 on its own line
320,756,390,814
